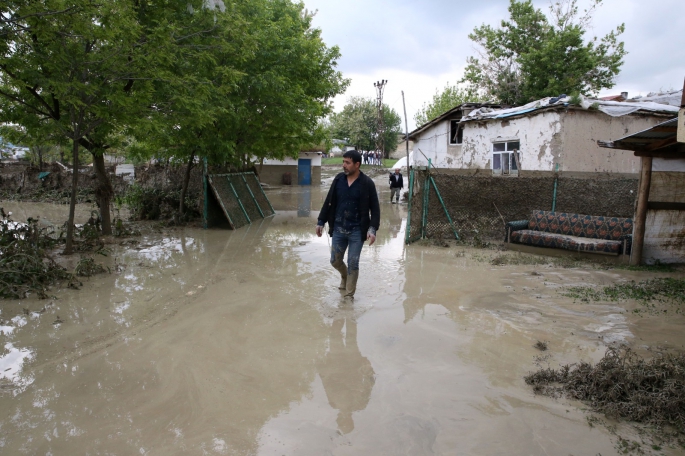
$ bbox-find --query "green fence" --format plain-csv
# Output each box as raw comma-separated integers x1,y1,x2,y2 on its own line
205,172,275,229
405,160,460,244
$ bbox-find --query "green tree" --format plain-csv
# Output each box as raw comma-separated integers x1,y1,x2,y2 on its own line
220,1,347,167
127,1,251,219
131,0,347,218
329,97,402,158
413,83,481,127
0,0,167,250
462,0,626,106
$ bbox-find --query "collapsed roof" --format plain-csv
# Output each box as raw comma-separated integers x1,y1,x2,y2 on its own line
461,95,679,123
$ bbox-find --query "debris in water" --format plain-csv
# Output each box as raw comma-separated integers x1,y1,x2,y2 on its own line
525,347,685,437
533,340,548,351
0,209,70,299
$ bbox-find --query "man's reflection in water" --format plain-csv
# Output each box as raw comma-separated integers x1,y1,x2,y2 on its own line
317,315,375,434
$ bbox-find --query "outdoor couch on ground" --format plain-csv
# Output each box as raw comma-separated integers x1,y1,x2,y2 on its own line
505,210,633,256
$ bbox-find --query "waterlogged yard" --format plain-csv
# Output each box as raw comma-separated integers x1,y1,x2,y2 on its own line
1,187,685,455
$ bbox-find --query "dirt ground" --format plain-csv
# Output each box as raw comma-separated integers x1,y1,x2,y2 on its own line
1,175,685,455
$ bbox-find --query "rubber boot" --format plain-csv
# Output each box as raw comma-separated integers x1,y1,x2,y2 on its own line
332,257,347,289
344,270,359,298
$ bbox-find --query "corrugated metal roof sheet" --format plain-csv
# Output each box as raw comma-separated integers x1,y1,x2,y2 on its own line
597,117,681,152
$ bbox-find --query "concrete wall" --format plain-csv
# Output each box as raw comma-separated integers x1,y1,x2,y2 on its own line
408,171,638,241
259,164,297,186
262,153,322,167
258,153,322,186
558,110,663,174
390,139,415,159
414,109,668,175
258,164,321,186
643,158,685,264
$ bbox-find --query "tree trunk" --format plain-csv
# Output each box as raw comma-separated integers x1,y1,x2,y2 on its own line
64,140,79,255
179,151,195,218
92,152,114,235
258,157,264,179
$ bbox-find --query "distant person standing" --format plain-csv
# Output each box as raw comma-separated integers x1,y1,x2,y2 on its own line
316,150,380,298
363,151,368,164
389,168,403,204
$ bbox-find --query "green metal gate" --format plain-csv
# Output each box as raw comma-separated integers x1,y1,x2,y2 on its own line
204,172,275,229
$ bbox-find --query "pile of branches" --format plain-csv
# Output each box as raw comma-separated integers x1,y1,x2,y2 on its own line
0,208,70,298
525,347,685,433
121,185,200,222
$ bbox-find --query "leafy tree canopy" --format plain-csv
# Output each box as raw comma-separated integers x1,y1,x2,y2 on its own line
413,83,481,127
462,0,626,106
329,97,402,156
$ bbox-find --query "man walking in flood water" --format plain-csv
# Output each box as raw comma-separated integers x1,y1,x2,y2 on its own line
389,168,403,204
316,150,380,298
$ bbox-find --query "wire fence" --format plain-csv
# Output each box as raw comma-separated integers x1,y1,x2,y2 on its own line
406,169,638,244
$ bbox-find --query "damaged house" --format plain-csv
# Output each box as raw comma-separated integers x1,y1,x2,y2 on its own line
405,95,680,244
409,96,679,176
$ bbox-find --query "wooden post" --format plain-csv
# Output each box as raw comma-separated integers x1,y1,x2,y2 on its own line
678,77,685,143
631,156,653,265
402,91,410,170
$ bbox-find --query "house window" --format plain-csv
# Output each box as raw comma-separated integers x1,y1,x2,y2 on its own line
492,141,520,175
449,120,463,145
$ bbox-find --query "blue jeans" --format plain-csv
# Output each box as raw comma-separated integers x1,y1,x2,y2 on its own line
330,226,363,274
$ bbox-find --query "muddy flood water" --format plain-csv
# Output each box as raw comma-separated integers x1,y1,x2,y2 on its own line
2,177,685,455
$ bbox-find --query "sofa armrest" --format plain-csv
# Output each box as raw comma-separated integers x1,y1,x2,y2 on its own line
506,220,529,232
505,219,529,242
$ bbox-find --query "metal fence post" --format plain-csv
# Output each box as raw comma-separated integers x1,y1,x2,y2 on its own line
405,168,415,244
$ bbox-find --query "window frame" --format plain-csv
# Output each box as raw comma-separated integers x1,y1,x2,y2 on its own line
449,119,463,145
492,140,520,176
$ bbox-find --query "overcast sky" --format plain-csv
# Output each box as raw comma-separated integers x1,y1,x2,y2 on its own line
301,0,685,131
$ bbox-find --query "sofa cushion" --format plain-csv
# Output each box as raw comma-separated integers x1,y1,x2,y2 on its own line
527,211,632,241
511,229,624,255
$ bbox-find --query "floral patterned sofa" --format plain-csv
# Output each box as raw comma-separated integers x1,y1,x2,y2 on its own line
505,210,633,256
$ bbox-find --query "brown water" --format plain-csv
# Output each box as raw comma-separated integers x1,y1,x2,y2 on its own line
1,184,684,455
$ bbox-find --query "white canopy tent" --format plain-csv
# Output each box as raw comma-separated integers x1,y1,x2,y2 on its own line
391,151,414,170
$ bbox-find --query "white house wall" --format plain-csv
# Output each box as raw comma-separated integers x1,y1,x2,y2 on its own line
558,111,662,174
460,111,562,172
412,122,450,167
262,153,321,167
414,109,667,174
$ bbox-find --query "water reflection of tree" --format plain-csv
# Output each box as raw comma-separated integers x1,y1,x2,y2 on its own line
316,313,375,434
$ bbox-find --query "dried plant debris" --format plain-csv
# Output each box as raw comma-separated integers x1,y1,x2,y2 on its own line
0,208,70,298
525,347,685,436
75,257,108,277
0,209,110,298
533,340,549,351
563,278,685,306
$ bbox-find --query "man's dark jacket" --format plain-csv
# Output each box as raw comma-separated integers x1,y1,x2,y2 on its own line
318,172,380,242
389,173,404,188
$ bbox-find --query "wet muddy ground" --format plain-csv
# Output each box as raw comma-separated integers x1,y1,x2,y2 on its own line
1,175,685,455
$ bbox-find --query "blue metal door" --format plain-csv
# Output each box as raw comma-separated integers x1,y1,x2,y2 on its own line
298,159,311,185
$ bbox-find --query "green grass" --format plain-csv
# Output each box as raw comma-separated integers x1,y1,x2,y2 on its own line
321,157,397,167
563,278,685,306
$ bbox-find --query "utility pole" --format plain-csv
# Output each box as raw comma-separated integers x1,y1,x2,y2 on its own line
402,90,410,170
374,79,387,162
